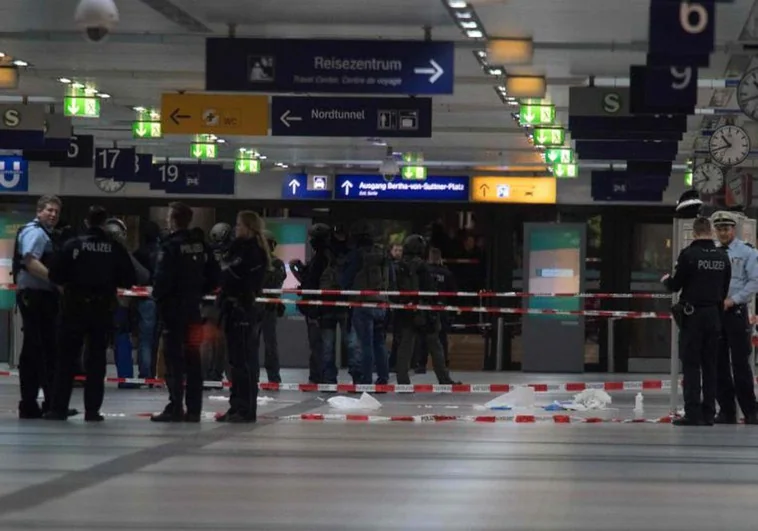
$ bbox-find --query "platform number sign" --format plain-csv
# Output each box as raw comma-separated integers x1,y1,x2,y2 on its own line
648,0,715,67
94,147,136,180
150,162,181,190
51,134,94,168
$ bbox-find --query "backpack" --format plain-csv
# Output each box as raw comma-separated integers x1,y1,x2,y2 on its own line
319,249,343,291
265,256,287,290
395,257,422,296
352,244,389,292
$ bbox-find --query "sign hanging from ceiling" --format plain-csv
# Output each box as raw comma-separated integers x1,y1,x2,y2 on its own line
160,93,269,136
271,96,432,138
281,173,333,200
0,104,46,150
205,38,455,95
0,156,29,192
470,177,557,204
333,175,469,201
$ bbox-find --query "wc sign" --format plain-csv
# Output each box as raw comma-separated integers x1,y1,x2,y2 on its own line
0,156,29,192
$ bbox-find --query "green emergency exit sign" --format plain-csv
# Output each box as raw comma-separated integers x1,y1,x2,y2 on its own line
533,127,565,147
544,148,575,164
64,96,100,118
235,158,261,174
401,166,427,180
190,142,218,159
519,104,555,126
132,121,162,139
552,163,578,179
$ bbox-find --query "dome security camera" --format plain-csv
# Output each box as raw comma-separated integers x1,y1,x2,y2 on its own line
74,0,119,43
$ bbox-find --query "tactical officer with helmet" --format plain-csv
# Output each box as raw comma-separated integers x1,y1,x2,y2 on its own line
291,223,331,383
203,222,234,382
45,206,137,421
151,202,219,423
711,210,758,424
394,234,460,386
662,216,731,426
342,220,391,385
252,230,286,383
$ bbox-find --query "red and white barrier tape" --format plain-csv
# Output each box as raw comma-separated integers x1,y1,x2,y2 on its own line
0,283,672,300
277,413,674,424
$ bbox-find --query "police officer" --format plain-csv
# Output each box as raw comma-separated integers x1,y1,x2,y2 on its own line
394,235,460,386
414,247,457,372
662,216,731,426
216,211,270,423
711,210,758,424
12,195,65,419
151,202,219,423
254,230,286,384
44,206,137,421
202,222,233,383
290,223,331,383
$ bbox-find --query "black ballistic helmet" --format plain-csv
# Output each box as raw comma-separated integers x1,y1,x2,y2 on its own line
402,234,427,257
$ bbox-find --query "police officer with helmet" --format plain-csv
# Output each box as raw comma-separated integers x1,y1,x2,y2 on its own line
711,210,758,424
44,206,137,421
202,222,233,382
151,202,219,423
662,216,731,426
254,230,286,384
394,234,460,386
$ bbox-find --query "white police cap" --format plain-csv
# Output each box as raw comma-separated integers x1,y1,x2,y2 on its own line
711,210,737,227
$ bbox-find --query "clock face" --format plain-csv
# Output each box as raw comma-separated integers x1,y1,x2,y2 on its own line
738,68,758,121
692,162,724,194
94,177,125,193
709,125,751,167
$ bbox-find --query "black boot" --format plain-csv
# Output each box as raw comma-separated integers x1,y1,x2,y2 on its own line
673,416,709,426
714,412,738,425
150,405,184,423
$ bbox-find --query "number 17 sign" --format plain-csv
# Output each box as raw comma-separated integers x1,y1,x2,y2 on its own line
94,147,136,179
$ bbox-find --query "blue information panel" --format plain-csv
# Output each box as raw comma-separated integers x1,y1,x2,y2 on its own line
206,38,455,95
0,156,29,192
629,65,697,115
95,147,136,180
131,153,154,183
281,174,333,200
271,96,432,138
334,175,469,201
648,0,715,67
50,135,94,168
152,163,234,195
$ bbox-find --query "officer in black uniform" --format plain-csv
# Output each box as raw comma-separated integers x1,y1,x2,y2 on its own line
216,211,270,423
662,216,731,426
290,223,331,383
44,206,136,421
254,230,286,383
394,234,460,386
414,247,457,372
151,202,219,423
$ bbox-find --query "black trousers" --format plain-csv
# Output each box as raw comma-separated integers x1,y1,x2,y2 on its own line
680,306,721,421
224,305,260,419
414,314,450,369
251,308,280,382
716,304,757,418
16,289,59,413
161,305,203,416
395,314,451,385
51,293,112,414
306,316,322,383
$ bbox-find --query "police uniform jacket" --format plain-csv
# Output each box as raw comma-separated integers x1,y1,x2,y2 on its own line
152,229,219,306
664,239,731,306
721,238,758,305
48,227,136,297
218,237,268,307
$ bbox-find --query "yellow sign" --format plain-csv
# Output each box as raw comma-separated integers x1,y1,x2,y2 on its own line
160,93,269,136
470,177,557,204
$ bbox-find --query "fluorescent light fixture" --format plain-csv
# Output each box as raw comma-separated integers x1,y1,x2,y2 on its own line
58,77,72,84
84,87,98,95
488,38,534,65
0,52,4,58
455,10,473,19
447,0,468,7
98,93,111,99
505,76,546,98
71,82,84,89
487,67,504,76
258,155,267,160
460,21,478,29
466,29,484,38
476,50,487,58
216,138,226,144
133,106,146,112
12,60,28,67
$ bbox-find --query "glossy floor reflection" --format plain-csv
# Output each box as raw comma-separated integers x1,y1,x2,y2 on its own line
0,374,755,530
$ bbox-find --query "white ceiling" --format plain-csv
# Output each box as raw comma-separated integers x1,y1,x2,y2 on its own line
0,0,756,170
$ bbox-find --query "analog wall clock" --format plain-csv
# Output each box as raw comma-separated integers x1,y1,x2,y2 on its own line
708,124,751,167
692,162,724,194
94,176,125,193
738,67,758,121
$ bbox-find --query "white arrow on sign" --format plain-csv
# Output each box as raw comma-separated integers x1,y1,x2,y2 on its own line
289,179,301,194
413,59,444,84
341,180,353,196
280,110,303,128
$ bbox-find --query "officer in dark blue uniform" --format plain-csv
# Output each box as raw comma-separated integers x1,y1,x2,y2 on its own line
151,202,219,423
44,206,136,421
216,211,270,423
662,216,731,426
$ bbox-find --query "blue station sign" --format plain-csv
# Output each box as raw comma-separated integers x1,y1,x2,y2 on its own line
205,38,455,95
334,175,469,201
0,156,29,192
271,96,432,138
281,173,333,200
